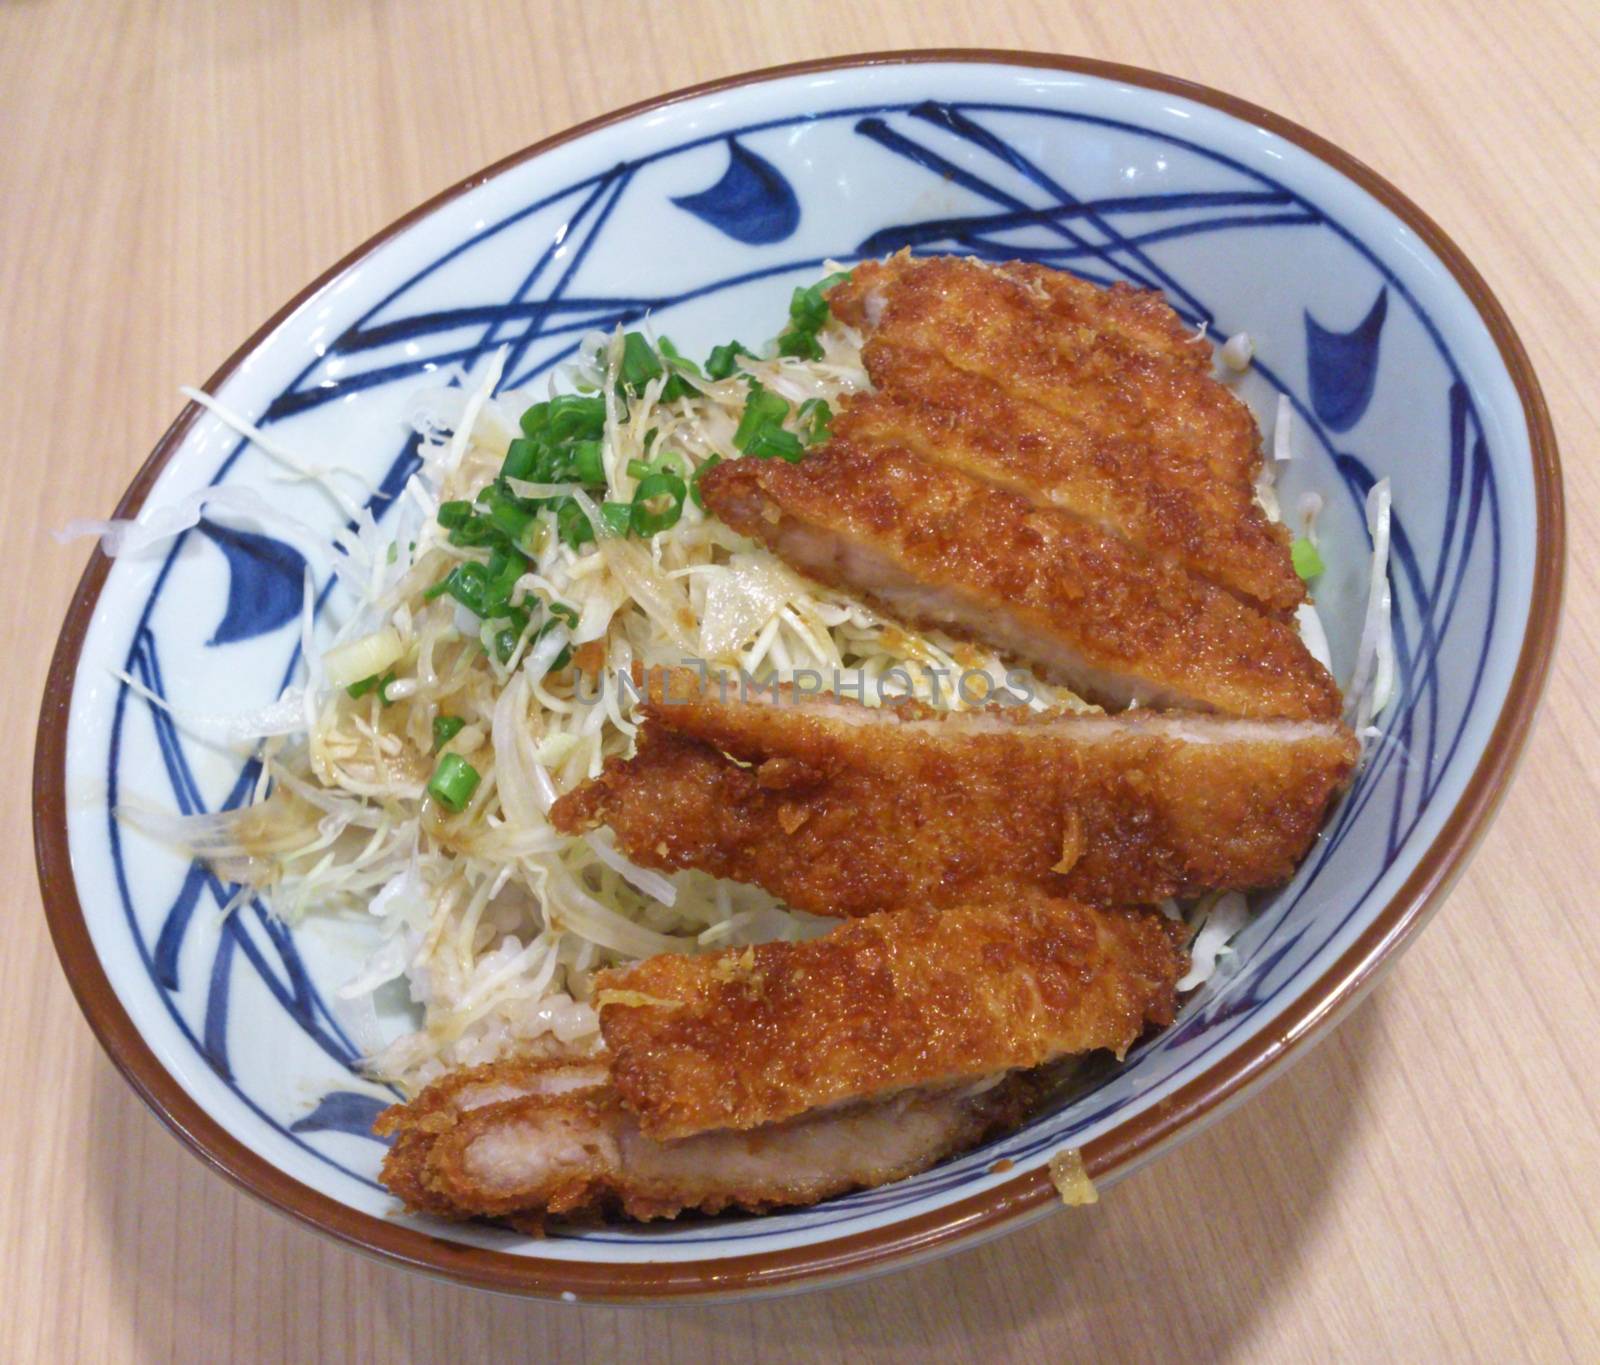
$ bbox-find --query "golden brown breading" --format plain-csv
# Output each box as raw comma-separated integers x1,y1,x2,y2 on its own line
839,345,1303,615
698,440,1341,720
989,258,1214,368
549,671,1358,915
830,254,1263,489
375,1055,1039,1225
597,899,1187,1140
374,1057,612,1217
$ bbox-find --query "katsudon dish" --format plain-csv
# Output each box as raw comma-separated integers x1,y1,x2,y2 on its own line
118,252,1394,1228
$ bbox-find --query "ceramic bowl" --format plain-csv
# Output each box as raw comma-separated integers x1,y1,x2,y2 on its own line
34,52,1563,1301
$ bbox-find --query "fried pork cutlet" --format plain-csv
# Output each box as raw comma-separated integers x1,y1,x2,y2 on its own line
596,899,1186,1140
698,441,1340,720
830,254,1265,492
831,254,1301,616
839,345,1303,615
376,1056,1038,1224
549,670,1358,916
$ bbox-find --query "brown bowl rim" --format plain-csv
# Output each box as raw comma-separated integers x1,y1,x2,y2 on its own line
32,48,1565,1303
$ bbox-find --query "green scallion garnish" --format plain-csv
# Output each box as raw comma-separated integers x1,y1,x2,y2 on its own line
481,487,535,545
630,470,687,536
554,497,595,549
776,328,824,361
569,438,605,485
427,753,481,812
425,561,490,616
525,393,606,443
431,715,466,751
744,425,804,462
436,500,473,529
706,341,753,381
658,336,701,376
500,439,539,482
1291,537,1325,582
774,269,850,362
619,331,664,394
797,398,832,444
733,384,790,452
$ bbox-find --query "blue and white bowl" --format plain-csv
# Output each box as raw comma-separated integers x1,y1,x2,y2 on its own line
35,52,1563,1301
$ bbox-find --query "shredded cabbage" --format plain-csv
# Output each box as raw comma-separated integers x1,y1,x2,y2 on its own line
108,302,1077,1089
1176,892,1253,991
1347,478,1396,732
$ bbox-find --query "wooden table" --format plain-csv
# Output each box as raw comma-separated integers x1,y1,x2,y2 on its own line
4,3,1596,1360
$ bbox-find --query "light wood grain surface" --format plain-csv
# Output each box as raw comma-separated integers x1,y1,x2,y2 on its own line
4,3,1597,1361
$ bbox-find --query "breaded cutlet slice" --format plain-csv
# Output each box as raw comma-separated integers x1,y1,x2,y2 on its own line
698,441,1340,720
596,898,1186,1140
550,669,1357,915
376,1055,1039,1225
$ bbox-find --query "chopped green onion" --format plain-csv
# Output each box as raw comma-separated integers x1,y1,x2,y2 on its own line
537,394,607,443
776,270,850,362
797,398,832,444
622,338,697,402
500,438,539,482
626,458,655,481
788,281,831,333
745,385,790,422
520,402,550,438
492,607,530,663
426,561,490,615
568,438,605,485
1291,538,1325,582
733,384,790,452
554,497,594,549
661,373,697,403
658,336,703,395
444,511,499,548
599,500,633,536
619,332,664,393
482,487,535,545
482,547,527,614
432,715,465,751
689,454,722,509
427,753,481,812
437,500,473,529
630,470,687,536
549,601,579,627
776,329,824,361
745,425,804,461
705,341,753,381
346,673,380,700
658,336,701,376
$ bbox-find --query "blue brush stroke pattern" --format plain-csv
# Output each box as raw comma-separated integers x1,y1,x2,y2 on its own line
291,1091,392,1144
98,97,1505,1238
197,521,307,645
1306,287,1389,433
671,137,800,244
